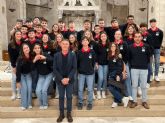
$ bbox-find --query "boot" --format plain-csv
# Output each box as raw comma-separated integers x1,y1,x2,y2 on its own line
67,112,73,122
57,113,65,122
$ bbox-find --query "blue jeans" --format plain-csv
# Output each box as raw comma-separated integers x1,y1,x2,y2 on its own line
150,49,160,76
131,69,148,102
73,71,78,95
97,65,108,91
31,69,38,93
36,73,53,106
109,85,123,103
20,73,32,108
11,72,20,94
58,83,73,113
78,74,94,105
125,63,132,97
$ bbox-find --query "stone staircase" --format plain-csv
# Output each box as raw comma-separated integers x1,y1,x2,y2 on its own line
0,78,165,118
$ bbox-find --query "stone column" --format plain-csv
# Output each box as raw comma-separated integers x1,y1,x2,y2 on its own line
95,10,101,24
148,0,165,46
58,10,63,19
0,0,8,60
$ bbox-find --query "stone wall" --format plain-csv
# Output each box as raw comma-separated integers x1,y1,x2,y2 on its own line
0,0,8,60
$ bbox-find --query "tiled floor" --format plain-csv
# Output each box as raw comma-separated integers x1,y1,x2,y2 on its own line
0,117,165,123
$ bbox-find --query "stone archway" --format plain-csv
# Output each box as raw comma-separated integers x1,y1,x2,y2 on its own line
58,0,101,31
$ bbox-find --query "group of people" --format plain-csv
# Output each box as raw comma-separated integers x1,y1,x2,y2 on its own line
8,15,163,122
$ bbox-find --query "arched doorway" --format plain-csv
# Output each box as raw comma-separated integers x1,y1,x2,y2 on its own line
57,0,100,31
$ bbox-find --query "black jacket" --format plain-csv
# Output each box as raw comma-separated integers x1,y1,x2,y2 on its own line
53,51,77,84
33,53,53,75
16,57,33,82
95,43,109,65
8,43,21,68
148,28,163,49
104,26,122,42
108,57,123,76
128,43,151,69
116,41,129,64
77,49,96,75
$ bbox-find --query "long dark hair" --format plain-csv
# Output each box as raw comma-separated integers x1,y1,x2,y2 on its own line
99,31,109,47
69,34,79,51
31,43,43,60
53,33,63,49
51,24,60,33
41,34,54,49
19,43,31,61
10,30,22,49
108,42,120,60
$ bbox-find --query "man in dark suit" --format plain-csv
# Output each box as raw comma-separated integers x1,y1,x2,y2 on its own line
53,39,77,122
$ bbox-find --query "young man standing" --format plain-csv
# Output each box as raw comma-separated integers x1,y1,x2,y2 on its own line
64,21,77,39
53,40,77,122
77,19,91,42
129,32,151,109
98,18,105,32
148,19,164,82
121,15,139,36
77,36,96,110
140,23,154,86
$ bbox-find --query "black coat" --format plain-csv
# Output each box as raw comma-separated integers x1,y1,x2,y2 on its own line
53,51,77,84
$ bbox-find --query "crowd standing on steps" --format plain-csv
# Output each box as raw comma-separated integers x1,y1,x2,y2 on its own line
8,15,164,122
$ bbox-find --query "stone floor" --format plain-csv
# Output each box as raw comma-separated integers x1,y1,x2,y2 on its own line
1,117,165,123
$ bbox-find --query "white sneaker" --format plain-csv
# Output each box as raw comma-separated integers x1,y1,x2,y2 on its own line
150,75,153,82
122,97,129,107
93,92,96,100
21,107,26,111
28,106,32,109
155,76,160,82
55,94,59,99
102,91,106,99
16,93,21,99
138,87,142,96
146,83,150,89
43,106,48,110
39,106,44,110
97,91,101,100
11,94,16,100
129,96,133,101
111,102,118,108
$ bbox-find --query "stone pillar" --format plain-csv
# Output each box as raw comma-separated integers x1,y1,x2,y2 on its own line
148,0,165,46
100,0,108,25
95,10,101,24
0,0,8,60
129,0,148,25
58,10,63,19
6,0,26,41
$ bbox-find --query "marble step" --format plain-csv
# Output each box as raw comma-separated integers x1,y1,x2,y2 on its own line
1,85,165,96
0,95,165,107
1,105,165,118
0,80,165,88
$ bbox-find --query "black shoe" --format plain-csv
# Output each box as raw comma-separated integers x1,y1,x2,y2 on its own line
77,103,83,110
56,113,65,122
87,104,92,110
67,112,73,122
